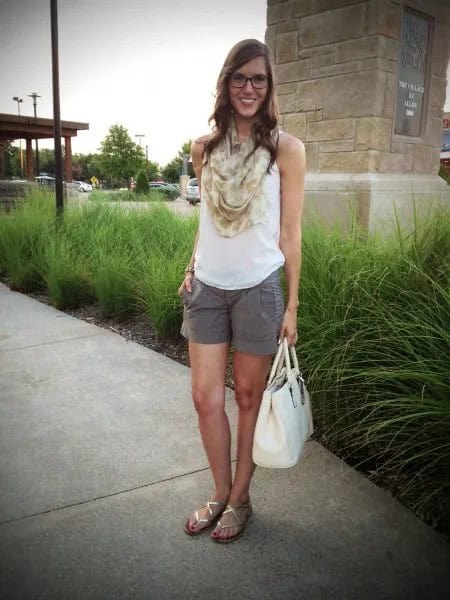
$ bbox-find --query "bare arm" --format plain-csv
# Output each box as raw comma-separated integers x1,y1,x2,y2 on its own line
277,133,306,345
177,136,208,295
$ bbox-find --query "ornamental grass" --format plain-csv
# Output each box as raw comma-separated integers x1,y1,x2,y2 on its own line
0,190,448,530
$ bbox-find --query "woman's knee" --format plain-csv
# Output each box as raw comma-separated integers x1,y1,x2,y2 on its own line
192,386,225,417
234,382,262,412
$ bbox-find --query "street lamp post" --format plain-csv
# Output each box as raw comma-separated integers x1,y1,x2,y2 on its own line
135,134,146,178
12,96,24,176
28,92,41,175
50,0,63,217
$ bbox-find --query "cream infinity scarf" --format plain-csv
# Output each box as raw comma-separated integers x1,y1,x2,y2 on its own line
201,122,272,238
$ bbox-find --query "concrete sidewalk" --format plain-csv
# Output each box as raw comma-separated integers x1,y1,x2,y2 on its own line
0,282,449,600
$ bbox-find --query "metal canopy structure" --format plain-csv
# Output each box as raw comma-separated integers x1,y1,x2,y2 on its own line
0,113,89,181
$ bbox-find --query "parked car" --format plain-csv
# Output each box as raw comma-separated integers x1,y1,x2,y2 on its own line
186,178,200,204
148,181,180,191
440,131,450,170
164,182,181,191
148,181,170,189
74,180,93,192
147,181,179,201
34,175,55,186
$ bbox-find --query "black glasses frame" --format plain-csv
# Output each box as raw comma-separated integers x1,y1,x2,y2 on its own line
229,73,270,89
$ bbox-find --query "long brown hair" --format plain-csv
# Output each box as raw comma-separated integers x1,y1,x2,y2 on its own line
203,39,279,172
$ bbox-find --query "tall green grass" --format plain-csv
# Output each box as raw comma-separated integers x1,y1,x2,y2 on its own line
89,188,177,202
0,192,197,323
0,190,448,530
0,190,54,291
299,208,450,529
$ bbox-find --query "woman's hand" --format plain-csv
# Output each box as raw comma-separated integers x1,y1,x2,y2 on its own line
177,273,194,297
278,306,298,347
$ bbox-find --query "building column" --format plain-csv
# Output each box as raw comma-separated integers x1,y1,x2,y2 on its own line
267,0,450,233
64,136,72,182
26,138,33,180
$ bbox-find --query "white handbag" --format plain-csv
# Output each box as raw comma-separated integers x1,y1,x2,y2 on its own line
253,338,313,469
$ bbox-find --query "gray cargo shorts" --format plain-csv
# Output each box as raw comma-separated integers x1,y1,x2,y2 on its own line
180,270,285,355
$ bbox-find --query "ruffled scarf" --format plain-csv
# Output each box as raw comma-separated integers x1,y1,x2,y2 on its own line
201,123,273,238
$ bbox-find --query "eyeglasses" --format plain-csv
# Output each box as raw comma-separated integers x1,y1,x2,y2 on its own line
230,73,270,89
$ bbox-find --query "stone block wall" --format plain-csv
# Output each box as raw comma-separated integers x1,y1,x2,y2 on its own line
266,0,450,174
0,181,35,211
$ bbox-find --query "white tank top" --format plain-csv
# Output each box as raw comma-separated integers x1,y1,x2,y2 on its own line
194,162,285,290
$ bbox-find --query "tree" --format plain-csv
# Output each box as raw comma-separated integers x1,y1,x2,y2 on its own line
38,148,55,176
98,124,145,187
72,152,102,181
3,143,21,178
147,160,160,181
161,140,194,183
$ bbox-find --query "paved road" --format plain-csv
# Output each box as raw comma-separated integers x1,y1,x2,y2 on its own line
1,282,449,600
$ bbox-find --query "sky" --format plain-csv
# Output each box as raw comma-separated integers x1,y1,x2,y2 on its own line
0,0,449,167
0,0,267,165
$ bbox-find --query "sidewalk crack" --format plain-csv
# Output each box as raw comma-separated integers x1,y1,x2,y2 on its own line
1,331,107,353
0,462,236,526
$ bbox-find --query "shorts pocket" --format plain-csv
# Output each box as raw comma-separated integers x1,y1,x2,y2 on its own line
180,278,194,306
234,283,281,341
259,279,284,313
272,285,285,326
182,277,204,309
260,285,275,308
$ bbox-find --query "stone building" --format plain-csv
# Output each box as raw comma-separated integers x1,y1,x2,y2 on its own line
266,0,450,231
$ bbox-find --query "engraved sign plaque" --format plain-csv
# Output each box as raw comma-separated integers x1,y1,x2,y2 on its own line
394,10,430,137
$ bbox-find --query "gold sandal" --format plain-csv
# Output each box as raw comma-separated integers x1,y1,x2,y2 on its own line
211,502,252,543
183,499,227,536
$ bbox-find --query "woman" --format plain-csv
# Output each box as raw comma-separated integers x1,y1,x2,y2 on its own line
179,39,305,543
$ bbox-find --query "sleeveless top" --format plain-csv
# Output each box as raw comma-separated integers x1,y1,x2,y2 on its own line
194,162,285,290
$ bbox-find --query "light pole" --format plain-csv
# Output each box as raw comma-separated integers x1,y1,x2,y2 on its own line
28,92,41,175
12,96,24,176
135,134,145,147
50,0,63,217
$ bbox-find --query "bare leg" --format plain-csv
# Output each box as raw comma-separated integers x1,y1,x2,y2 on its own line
186,341,232,532
212,351,272,540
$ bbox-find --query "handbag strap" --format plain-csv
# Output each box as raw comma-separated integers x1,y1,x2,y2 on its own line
282,338,292,373
268,341,285,384
268,338,295,385
289,342,300,373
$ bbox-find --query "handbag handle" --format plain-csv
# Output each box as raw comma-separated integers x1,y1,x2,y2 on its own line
268,338,297,385
268,341,285,384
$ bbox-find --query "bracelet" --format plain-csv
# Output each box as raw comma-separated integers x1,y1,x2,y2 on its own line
185,264,195,274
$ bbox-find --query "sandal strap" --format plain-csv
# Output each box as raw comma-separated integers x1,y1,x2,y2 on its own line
206,500,226,514
193,499,226,525
216,503,250,530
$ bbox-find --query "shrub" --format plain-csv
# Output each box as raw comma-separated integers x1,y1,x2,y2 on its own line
135,169,149,194
157,186,178,201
